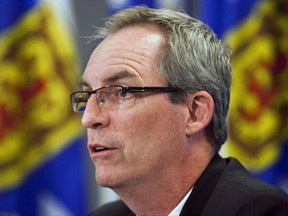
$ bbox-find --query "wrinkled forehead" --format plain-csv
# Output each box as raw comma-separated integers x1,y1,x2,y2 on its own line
94,23,167,56
82,24,168,88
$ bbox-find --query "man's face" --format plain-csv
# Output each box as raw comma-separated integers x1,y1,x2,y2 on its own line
81,24,189,189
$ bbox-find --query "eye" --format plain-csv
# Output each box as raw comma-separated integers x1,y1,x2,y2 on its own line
119,88,135,99
119,89,127,97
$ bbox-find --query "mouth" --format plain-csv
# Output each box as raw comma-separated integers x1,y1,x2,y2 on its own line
94,146,109,152
89,144,116,155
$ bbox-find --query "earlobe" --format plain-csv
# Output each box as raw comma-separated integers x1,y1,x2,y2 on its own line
185,91,214,136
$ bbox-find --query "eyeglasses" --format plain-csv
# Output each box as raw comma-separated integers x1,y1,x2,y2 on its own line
70,85,178,112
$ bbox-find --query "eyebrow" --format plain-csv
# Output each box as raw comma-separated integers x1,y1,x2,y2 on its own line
80,79,89,88
103,70,137,83
80,70,138,88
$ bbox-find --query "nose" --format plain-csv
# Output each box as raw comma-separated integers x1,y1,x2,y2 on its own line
81,97,109,129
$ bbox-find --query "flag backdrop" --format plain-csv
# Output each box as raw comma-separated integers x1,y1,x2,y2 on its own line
200,0,288,191
106,0,186,14
0,0,87,215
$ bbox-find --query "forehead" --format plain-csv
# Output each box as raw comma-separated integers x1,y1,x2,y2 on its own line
82,24,167,88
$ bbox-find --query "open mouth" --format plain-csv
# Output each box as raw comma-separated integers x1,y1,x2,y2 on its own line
95,147,108,152
89,143,116,154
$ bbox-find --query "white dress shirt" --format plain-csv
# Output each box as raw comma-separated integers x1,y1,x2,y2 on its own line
168,188,193,216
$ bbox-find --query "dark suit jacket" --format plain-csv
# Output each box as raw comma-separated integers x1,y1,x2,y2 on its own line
89,154,288,216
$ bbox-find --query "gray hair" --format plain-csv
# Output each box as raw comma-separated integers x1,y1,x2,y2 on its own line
93,6,232,151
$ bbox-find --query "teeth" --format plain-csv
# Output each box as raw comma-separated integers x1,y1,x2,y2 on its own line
95,147,106,152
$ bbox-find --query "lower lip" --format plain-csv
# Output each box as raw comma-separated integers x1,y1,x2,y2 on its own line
90,148,117,159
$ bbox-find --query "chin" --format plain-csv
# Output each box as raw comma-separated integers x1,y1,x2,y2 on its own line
96,179,123,189
95,170,122,188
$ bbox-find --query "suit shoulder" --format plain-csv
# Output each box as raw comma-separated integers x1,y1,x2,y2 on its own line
88,200,133,216
220,158,287,195
202,157,288,215
224,182,288,215
224,158,287,192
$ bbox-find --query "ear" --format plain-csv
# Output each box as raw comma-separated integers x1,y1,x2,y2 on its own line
185,91,214,136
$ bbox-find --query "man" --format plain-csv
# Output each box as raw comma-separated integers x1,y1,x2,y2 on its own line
70,6,288,216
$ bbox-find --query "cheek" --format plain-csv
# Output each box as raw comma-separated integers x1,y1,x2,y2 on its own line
113,102,186,160
116,104,163,136
113,107,159,147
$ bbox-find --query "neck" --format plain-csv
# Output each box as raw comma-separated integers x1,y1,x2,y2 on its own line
114,174,192,216
113,145,215,216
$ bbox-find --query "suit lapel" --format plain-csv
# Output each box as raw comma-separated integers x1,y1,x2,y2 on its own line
128,212,136,216
180,154,227,216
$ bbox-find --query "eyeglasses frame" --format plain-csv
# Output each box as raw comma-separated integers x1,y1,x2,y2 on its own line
70,85,178,112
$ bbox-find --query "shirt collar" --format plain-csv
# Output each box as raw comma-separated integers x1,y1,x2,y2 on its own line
168,188,193,216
